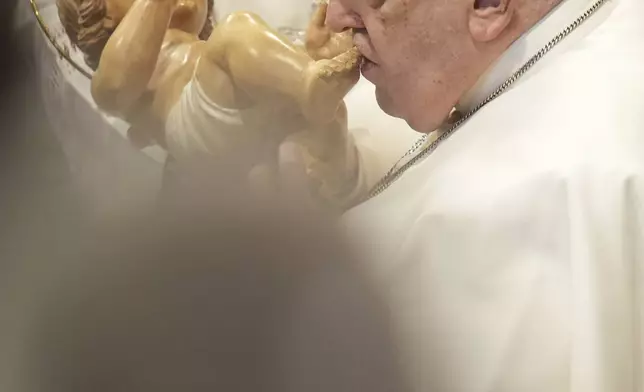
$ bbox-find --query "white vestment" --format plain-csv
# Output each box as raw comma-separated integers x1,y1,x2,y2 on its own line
345,0,644,390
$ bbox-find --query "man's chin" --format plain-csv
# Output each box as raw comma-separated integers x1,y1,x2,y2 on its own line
374,87,440,133
374,87,402,119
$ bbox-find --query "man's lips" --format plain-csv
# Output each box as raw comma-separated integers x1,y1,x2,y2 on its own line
353,33,378,65
360,54,377,67
355,46,377,65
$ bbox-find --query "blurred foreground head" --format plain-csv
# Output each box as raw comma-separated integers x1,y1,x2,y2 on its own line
22,163,406,392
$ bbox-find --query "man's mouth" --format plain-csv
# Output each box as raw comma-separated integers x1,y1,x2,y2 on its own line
355,45,377,64
353,30,378,64
355,47,378,76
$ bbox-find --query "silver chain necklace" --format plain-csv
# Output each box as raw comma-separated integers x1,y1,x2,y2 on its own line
365,0,609,202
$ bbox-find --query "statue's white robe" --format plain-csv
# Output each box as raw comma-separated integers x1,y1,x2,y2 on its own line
344,0,644,390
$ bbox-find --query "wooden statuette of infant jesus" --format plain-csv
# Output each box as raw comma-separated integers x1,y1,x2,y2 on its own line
57,0,362,207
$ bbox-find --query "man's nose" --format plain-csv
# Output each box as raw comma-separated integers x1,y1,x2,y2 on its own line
326,0,365,33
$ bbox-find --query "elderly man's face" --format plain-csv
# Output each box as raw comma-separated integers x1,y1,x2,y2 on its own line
326,0,495,132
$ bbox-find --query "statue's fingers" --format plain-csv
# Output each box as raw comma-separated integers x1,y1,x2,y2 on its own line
306,24,331,53
311,2,329,28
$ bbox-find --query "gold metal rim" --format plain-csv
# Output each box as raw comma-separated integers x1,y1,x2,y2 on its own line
28,0,93,79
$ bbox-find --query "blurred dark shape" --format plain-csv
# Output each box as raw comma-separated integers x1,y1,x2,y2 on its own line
0,0,19,91
22,166,407,392
0,0,21,134
0,0,81,289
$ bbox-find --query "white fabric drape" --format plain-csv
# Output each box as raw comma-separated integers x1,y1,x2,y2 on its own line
345,0,644,390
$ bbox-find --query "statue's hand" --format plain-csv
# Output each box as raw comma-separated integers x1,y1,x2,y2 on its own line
277,107,360,210
305,3,354,60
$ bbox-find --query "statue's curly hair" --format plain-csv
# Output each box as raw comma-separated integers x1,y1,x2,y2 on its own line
57,0,215,70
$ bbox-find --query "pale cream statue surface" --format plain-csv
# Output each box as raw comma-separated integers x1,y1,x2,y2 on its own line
56,0,362,207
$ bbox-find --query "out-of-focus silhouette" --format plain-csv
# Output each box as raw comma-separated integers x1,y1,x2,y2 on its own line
17,167,407,392
0,0,81,283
